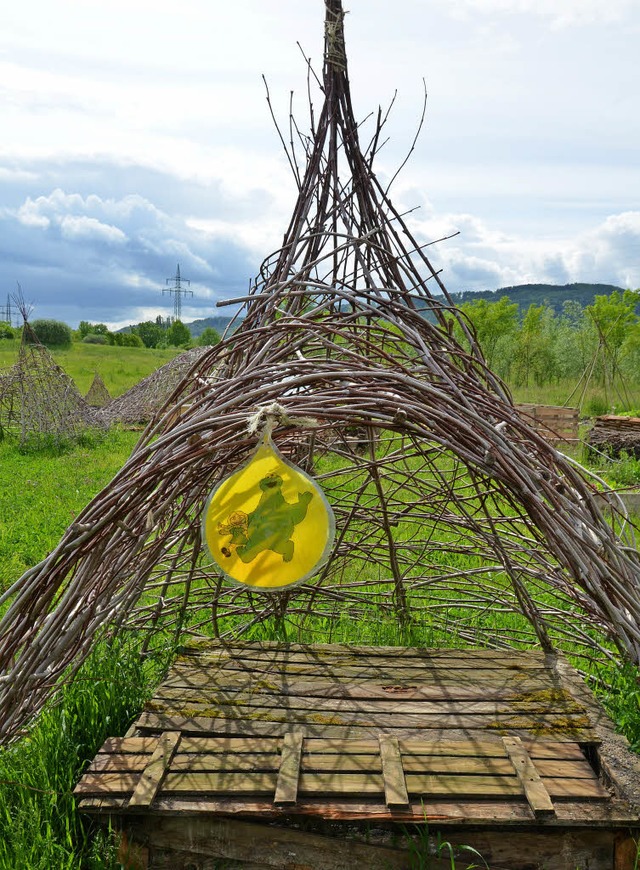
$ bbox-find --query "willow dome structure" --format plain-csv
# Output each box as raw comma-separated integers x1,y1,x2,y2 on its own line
1,0,640,744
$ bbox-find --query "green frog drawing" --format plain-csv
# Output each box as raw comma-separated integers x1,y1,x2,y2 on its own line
217,472,313,563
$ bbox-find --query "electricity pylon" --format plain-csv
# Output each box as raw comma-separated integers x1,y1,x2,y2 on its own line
163,264,193,320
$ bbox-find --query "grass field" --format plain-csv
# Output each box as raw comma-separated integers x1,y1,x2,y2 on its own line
1,345,640,867
0,339,181,398
0,429,140,588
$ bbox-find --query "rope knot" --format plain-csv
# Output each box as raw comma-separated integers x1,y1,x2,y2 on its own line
246,402,321,440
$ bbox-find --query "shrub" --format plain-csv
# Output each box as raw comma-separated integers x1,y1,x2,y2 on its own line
28,319,73,348
0,321,14,339
121,333,144,348
198,326,221,347
166,319,191,347
584,395,610,417
82,334,108,345
133,321,165,348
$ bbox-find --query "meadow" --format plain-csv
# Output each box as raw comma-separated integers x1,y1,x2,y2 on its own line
1,341,639,868
0,339,181,398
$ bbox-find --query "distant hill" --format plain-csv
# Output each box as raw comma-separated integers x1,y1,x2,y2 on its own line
116,315,239,337
118,285,624,338
184,316,239,338
443,283,625,314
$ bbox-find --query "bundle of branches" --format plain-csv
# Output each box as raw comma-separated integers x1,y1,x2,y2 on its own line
587,415,640,459
1,0,640,743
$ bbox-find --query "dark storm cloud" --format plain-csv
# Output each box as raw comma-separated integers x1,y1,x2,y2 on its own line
0,163,264,326
0,157,275,221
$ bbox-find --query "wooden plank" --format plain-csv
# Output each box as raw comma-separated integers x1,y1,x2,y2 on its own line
302,753,381,772
132,821,616,870
128,731,181,809
379,735,409,808
160,673,550,701
397,738,589,760
84,751,595,781
179,735,282,754
158,769,529,799
150,687,586,717
173,647,548,666
77,793,640,825
274,731,304,805
125,815,435,870
74,772,140,795
135,711,599,743
177,641,549,661
171,753,280,773
424,829,613,870
543,778,610,800
400,756,522,776
179,642,549,662
100,736,157,754
403,773,521,798
502,735,555,817
301,737,587,760
143,701,593,734
523,759,599,780
87,747,591,779
87,753,149,773
162,771,278,795
170,661,547,680
302,738,380,754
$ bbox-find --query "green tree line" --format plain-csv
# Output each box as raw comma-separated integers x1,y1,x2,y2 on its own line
0,316,222,350
448,288,640,391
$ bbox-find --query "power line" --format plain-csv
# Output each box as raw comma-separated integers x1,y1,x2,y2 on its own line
162,264,193,320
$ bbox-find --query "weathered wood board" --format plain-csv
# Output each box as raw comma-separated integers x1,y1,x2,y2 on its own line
75,642,640,869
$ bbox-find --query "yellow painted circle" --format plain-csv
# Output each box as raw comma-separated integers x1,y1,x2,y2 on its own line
203,438,335,590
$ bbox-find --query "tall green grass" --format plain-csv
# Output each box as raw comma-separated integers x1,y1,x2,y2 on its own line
509,376,640,413
0,639,167,870
0,430,140,591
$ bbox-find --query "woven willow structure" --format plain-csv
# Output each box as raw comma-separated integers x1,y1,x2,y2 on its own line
85,372,112,408
95,347,209,427
1,0,640,743
0,322,101,447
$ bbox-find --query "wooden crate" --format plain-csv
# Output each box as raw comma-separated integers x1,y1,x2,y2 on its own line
76,642,640,869
516,404,580,443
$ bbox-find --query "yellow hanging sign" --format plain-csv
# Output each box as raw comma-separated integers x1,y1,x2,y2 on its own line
202,436,335,590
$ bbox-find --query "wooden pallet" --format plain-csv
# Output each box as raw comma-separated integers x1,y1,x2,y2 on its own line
77,731,608,816
516,403,579,443
75,643,640,869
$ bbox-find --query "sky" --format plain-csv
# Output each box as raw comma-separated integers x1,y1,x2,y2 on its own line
0,0,639,329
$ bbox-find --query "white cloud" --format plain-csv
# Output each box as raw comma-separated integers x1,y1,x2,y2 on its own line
562,212,640,288
16,201,50,228
410,209,640,293
0,180,258,326
0,166,38,182
453,0,635,25
59,215,126,244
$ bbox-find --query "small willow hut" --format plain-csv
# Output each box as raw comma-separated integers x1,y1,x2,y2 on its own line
1,0,640,752
0,321,101,448
85,372,112,408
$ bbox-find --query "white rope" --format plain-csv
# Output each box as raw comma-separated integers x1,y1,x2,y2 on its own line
246,401,321,440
